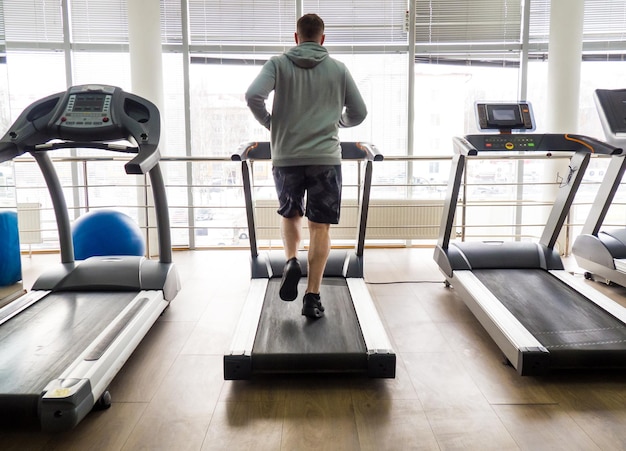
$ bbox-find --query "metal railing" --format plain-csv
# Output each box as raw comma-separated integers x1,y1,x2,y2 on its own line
0,152,622,255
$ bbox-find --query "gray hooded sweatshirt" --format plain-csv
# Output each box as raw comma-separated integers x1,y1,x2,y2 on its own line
245,42,367,166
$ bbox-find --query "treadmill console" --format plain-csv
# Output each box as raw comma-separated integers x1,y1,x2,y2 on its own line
475,102,535,132
472,134,539,151
457,101,621,156
0,84,161,174
55,86,115,130
462,133,621,156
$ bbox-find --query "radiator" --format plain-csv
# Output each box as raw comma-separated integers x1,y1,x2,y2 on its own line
254,198,447,240
17,203,42,245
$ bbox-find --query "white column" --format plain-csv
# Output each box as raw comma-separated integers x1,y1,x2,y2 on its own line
544,0,585,254
546,0,584,132
128,0,164,112
127,0,164,257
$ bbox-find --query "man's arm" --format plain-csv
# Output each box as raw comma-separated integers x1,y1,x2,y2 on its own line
245,60,276,130
339,70,367,128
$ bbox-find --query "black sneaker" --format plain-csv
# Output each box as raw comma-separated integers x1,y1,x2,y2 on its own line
302,292,325,319
279,257,301,301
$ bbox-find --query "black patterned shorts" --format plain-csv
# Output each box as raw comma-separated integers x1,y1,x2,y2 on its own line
272,165,342,224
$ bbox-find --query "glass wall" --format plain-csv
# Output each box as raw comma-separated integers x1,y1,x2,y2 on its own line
1,0,626,250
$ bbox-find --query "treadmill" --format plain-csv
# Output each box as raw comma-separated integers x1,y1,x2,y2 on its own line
224,141,396,379
433,101,626,375
0,85,180,431
572,89,626,286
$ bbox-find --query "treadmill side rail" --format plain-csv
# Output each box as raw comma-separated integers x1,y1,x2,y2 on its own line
347,278,396,378
0,290,49,326
224,279,268,380
40,290,168,432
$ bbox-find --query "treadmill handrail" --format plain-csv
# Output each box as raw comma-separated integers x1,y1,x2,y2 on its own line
231,141,384,162
454,133,622,156
234,140,382,261
34,141,141,153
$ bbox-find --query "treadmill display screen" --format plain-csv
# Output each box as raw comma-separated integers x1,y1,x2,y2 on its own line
72,94,106,113
487,104,523,128
475,102,535,132
492,107,517,121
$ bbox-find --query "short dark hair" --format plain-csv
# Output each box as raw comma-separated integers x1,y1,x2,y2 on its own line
297,14,324,41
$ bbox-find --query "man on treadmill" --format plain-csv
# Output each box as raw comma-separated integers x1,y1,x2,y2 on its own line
245,13,367,318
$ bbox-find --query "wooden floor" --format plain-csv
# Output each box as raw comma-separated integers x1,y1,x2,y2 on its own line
2,248,626,450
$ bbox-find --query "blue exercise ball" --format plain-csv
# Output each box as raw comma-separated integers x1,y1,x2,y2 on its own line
72,209,145,260
0,211,22,286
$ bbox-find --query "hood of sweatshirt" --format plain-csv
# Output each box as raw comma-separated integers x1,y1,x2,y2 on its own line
285,42,328,68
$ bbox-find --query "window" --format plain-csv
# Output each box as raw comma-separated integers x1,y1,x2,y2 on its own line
189,59,270,157
335,53,407,155
72,52,131,88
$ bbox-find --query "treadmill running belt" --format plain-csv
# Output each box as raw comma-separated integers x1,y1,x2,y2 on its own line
253,277,367,373
474,269,626,352
0,291,137,396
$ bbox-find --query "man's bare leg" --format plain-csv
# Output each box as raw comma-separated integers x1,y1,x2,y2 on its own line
306,220,331,294
278,215,303,301
281,215,302,259
301,220,330,319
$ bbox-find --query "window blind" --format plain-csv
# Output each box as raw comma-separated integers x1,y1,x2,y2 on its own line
582,0,626,50
528,0,550,46
3,0,63,43
161,0,183,44
301,0,407,44
188,0,296,45
70,0,129,44
415,0,522,45
529,0,626,53
0,1,5,47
